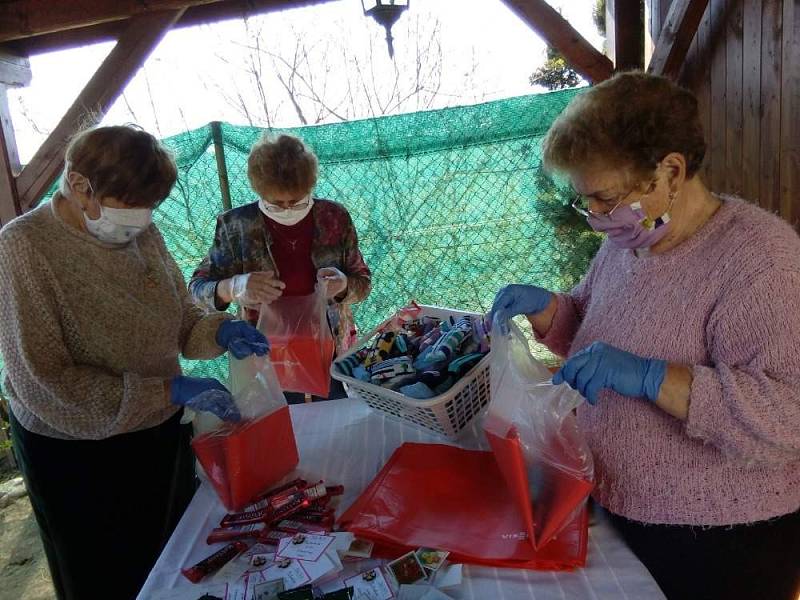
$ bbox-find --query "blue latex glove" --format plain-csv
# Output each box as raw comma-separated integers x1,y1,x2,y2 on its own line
552,341,667,405
489,284,553,335
170,376,241,422
216,320,269,359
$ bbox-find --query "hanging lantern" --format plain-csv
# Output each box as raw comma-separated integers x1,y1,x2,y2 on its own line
361,0,410,59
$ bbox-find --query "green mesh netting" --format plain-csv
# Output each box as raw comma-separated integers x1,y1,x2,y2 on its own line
159,88,600,380
0,88,601,392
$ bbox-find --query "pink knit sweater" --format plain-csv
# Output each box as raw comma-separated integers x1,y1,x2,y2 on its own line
540,196,800,525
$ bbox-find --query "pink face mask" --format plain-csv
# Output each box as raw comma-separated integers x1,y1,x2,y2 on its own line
587,201,672,249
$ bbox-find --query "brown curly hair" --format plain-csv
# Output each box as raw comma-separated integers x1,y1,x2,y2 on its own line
247,134,318,198
542,71,706,180
63,125,177,208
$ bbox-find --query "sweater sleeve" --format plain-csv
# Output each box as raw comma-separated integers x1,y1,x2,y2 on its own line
0,231,165,439
188,214,239,311
536,244,605,357
339,209,371,305
158,236,231,361
686,267,800,464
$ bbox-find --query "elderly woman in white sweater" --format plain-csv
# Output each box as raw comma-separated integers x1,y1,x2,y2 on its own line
0,125,267,600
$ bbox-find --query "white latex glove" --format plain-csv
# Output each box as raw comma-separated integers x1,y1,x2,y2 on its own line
317,267,348,299
229,270,285,305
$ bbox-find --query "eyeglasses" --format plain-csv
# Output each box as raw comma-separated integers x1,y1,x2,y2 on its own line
571,180,656,220
261,196,311,213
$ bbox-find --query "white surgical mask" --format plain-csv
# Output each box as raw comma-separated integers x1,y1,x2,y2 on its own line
62,166,152,245
259,196,314,226
84,205,153,246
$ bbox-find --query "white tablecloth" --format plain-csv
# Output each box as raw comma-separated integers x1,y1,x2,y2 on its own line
138,399,665,600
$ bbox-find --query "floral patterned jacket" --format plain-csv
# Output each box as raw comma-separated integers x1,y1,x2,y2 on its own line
189,198,371,353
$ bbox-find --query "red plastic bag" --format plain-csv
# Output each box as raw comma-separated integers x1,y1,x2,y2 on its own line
257,285,335,397
338,442,589,569
191,355,299,511
337,321,594,570
192,406,299,511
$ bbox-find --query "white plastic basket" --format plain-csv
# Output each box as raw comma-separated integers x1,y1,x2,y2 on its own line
331,304,491,440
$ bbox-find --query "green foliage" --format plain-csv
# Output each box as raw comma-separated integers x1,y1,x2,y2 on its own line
529,48,581,91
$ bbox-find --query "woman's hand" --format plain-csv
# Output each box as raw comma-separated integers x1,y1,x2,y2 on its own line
317,267,348,299
170,376,241,422
216,320,269,359
218,271,285,306
490,284,555,335
552,341,667,405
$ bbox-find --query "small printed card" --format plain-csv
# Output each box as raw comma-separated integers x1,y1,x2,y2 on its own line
250,578,285,600
300,550,339,584
275,533,336,562
343,568,394,600
387,552,427,586
343,538,374,559
414,549,449,573
249,558,311,591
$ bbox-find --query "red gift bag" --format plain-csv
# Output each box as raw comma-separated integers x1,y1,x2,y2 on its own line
258,286,335,398
338,321,594,570
192,406,299,511
192,355,299,511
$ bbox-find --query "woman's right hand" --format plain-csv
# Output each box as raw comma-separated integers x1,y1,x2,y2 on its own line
490,284,554,335
221,271,285,306
170,376,241,422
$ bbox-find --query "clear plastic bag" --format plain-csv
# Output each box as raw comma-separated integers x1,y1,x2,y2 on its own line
229,354,286,420
483,319,594,548
257,283,335,397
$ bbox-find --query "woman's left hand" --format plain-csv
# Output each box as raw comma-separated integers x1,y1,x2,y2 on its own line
318,267,348,299
216,320,270,359
553,341,667,405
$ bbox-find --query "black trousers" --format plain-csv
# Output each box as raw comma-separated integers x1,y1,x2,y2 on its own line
9,409,197,600
608,507,800,600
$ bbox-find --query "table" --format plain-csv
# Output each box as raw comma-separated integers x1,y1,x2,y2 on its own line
138,399,666,600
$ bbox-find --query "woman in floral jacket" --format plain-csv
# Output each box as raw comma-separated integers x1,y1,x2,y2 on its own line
189,134,371,401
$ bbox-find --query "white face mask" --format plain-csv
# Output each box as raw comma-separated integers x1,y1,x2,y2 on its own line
62,166,152,245
259,195,314,226
83,205,153,246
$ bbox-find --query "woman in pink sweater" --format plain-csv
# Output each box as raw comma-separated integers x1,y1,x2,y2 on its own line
491,73,800,600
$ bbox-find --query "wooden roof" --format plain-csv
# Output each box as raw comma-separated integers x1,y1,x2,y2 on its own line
0,0,334,55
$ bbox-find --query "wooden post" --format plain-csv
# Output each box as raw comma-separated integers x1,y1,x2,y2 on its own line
0,87,21,226
210,121,233,212
501,0,614,83
0,50,29,226
14,9,185,214
648,0,710,79
609,0,644,71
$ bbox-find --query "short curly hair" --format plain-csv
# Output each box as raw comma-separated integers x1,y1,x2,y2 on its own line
63,125,177,208
542,72,706,180
247,134,318,198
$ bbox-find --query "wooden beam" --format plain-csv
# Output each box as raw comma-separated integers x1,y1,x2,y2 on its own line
610,0,644,71
0,87,21,226
15,9,185,214
2,0,335,55
0,0,218,43
0,50,31,87
647,0,710,79
501,0,614,83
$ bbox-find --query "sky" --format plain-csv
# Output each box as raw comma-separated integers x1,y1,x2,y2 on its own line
7,0,603,163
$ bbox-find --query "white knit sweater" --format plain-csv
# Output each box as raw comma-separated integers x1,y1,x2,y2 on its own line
0,201,230,440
